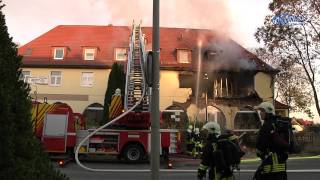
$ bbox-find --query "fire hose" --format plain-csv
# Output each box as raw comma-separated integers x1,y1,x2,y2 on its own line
75,28,149,172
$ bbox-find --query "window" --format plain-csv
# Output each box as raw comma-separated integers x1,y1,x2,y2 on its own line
84,48,95,60
115,48,127,61
50,71,62,86
177,50,191,63
53,48,64,60
81,72,94,87
44,114,68,136
20,71,31,83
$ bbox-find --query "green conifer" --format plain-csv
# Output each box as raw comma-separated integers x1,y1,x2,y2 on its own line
102,63,126,124
0,1,68,179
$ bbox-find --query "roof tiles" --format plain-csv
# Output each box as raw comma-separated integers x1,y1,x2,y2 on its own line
19,25,275,72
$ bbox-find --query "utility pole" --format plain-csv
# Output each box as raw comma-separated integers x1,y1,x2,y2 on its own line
151,0,160,180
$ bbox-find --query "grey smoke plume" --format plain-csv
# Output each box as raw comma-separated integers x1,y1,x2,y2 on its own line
203,38,257,71
105,0,232,35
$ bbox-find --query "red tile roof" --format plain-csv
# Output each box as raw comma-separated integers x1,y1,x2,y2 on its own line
19,25,275,72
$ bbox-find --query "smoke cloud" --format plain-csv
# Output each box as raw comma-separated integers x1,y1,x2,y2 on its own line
204,38,257,71
105,0,232,35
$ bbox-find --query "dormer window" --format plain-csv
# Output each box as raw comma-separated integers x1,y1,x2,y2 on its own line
84,48,96,61
114,48,127,61
53,48,65,60
177,49,191,63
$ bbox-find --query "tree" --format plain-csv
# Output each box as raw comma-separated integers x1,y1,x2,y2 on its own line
0,1,67,179
102,63,126,125
255,48,313,117
256,0,320,117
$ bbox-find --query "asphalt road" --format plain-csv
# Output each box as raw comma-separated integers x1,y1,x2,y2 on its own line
60,156,320,180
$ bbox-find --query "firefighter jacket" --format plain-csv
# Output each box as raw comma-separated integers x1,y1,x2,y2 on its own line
197,134,234,180
255,114,289,180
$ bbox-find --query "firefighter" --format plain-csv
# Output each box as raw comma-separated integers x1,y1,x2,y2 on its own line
254,102,290,180
197,121,235,180
193,128,203,158
186,125,195,154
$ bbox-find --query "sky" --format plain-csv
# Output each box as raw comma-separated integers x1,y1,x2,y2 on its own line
2,0,319,122
2,0,272,48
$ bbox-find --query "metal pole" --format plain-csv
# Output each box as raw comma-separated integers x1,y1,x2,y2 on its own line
151,0,160,180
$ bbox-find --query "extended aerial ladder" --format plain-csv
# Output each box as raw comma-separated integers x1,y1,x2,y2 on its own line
124,23,149,112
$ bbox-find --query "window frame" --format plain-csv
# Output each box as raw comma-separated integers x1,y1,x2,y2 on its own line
80,72,94,87
177,49,191,64
20,71,31,83
84,48,96,61
50,71,62,86
53,48,65,60
114,48,127,61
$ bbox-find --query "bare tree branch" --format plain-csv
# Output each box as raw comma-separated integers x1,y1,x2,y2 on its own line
302,24,315,82
313,0,320,15
308,21,320,39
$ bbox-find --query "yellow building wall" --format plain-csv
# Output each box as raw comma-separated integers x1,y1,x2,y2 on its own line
254,72,273,102
159,70,192,110
22,68,110,113
22,68,273,130
23,68,191,113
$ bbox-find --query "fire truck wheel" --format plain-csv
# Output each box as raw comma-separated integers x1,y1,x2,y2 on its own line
123,144,144,162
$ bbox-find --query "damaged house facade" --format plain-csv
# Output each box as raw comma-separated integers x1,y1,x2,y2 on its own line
18,25,279,129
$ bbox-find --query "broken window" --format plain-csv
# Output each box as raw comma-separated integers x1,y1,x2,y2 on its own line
212,72,255,98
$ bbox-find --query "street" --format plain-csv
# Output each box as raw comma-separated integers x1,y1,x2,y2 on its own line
60,156,320,180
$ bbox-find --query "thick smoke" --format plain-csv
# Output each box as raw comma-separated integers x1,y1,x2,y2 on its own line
103,0,256,70
105,0,232,35
202,38,257,71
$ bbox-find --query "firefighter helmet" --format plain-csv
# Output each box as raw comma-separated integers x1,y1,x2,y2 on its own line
202,121,221,135
114,88,121,96
255,102,275,115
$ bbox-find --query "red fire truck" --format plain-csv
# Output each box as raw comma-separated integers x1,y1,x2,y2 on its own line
30,24,183,165
31,102,181,163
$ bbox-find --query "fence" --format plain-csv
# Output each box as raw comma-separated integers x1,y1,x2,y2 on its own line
294,131,320,153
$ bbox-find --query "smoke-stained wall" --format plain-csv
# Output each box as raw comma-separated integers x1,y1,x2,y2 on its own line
160,70,273,129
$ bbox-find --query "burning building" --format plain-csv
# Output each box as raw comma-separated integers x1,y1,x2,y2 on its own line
18,25,277,129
